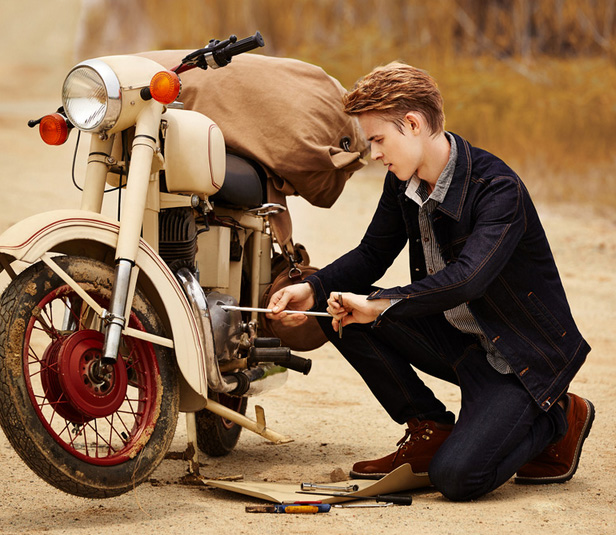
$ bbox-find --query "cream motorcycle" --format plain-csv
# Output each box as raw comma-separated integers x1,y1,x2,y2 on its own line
0,32,322,498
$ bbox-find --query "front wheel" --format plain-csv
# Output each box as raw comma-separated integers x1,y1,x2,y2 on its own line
0,256,179,498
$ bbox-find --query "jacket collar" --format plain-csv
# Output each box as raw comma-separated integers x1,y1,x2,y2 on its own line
436,132,472,222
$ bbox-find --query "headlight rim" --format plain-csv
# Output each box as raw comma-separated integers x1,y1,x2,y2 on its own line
62,59,122,133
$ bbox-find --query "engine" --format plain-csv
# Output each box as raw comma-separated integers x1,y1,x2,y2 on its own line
158,207,198,272
204,291,243,362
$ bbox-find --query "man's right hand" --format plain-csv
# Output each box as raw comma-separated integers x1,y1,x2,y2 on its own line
265,282,315,326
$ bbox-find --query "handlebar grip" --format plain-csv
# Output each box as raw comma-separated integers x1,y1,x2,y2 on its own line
226,31,265,57
376,494,413,506
248,347,312,375
283,354,312,375
253,337,281,348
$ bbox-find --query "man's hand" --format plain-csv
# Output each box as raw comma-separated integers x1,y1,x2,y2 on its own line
326,292,390,332
265,282,315,326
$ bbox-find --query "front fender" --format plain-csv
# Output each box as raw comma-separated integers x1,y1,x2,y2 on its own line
0,209,208,408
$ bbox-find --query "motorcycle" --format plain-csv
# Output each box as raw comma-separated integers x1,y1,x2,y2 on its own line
0,32,365,498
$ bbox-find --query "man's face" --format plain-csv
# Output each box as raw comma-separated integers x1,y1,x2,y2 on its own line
358,112,424,182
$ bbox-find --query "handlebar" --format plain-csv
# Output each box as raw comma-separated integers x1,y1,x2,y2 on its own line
220,32,265,63
174,31,265,74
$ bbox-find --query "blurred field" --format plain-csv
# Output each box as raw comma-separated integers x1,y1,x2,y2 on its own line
2,1,614,214
59,0,616,212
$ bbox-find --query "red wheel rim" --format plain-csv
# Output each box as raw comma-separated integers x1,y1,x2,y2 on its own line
41,337,89,423
57,330,128,420
24,284,160,466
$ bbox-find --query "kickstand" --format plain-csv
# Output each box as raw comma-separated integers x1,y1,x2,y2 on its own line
184,412,200,476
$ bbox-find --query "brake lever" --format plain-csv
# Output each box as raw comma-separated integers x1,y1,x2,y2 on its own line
175,35,238,73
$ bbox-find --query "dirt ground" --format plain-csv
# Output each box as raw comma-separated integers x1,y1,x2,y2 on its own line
0,9,615,535
0,93,615,535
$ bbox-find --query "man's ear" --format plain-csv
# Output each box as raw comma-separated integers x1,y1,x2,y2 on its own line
404,112,422,134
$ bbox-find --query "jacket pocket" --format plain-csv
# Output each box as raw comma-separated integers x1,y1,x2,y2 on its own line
526,291,567,341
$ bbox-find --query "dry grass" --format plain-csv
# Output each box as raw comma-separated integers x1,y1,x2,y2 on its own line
431,57,616,210
309,53,616,211
75,0,616,212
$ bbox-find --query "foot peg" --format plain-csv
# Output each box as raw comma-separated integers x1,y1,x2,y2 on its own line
249,338,312,375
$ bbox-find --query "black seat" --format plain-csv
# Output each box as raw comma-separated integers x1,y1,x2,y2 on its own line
211,154,266,208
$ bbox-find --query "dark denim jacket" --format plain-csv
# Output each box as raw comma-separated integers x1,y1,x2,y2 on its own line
306,132,589,411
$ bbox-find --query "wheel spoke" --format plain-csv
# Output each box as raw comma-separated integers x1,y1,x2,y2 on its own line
107,413,115,454
105,413,132,449
31,309,58,340
83,419,117,456
27,345,43,365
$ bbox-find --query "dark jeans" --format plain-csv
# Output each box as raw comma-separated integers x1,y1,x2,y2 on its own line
317,313,568,501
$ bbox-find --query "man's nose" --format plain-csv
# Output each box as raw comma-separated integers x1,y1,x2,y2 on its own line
371,145,382,160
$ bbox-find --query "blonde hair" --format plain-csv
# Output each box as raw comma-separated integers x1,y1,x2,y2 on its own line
343,62,445,135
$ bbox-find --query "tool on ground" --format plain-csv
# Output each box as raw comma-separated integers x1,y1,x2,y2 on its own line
334,503,393,508
282,500,323,504
296,490,413,506
221,305,331,317
245,504,331,514
301,482,359,492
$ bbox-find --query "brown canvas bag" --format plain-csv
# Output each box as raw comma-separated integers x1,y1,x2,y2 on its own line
139,50,368,245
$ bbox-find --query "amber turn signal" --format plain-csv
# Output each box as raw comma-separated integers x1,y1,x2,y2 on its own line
39,113,69,145
149,70,181,105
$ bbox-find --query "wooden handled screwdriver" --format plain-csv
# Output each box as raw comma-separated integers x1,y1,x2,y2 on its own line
296,490,413,505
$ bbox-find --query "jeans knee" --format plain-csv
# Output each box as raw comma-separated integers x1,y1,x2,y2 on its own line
429,456,486,502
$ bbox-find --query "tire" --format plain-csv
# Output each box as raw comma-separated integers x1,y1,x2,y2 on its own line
0,256,179,498
195,392,247,457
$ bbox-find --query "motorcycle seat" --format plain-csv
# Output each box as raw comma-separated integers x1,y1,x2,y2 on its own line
211,154,266,209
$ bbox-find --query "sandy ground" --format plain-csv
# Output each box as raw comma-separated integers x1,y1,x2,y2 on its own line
0,9,615,534
0,92,615,535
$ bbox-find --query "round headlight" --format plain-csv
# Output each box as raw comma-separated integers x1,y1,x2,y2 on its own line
62,59,121,132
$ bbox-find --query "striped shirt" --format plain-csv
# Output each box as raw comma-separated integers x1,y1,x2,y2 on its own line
404,132,513,374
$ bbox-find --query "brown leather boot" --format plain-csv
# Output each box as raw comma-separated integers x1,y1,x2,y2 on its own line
515,393,595,484
350,418,454,479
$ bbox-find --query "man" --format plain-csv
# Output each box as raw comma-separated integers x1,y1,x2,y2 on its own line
266,62,594,501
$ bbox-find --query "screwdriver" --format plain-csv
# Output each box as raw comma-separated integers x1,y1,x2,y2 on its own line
221,305,331,317
295,491,413,505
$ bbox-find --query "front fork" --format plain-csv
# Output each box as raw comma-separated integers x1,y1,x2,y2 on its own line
101,103,164,362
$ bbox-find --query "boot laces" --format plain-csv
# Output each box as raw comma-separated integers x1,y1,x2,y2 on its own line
392,422,433,465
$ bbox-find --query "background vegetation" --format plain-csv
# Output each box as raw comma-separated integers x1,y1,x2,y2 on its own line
76,0,616,210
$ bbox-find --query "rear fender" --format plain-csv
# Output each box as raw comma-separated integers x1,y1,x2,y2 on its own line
0,209,208,409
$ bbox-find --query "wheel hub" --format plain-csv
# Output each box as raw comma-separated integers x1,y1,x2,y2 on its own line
41,330,128,421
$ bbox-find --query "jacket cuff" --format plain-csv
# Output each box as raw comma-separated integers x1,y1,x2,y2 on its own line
303,273,329,311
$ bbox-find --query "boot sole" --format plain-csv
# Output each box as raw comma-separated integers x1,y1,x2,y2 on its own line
349,470,387,480
349,466,429,480
515,398,595,485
